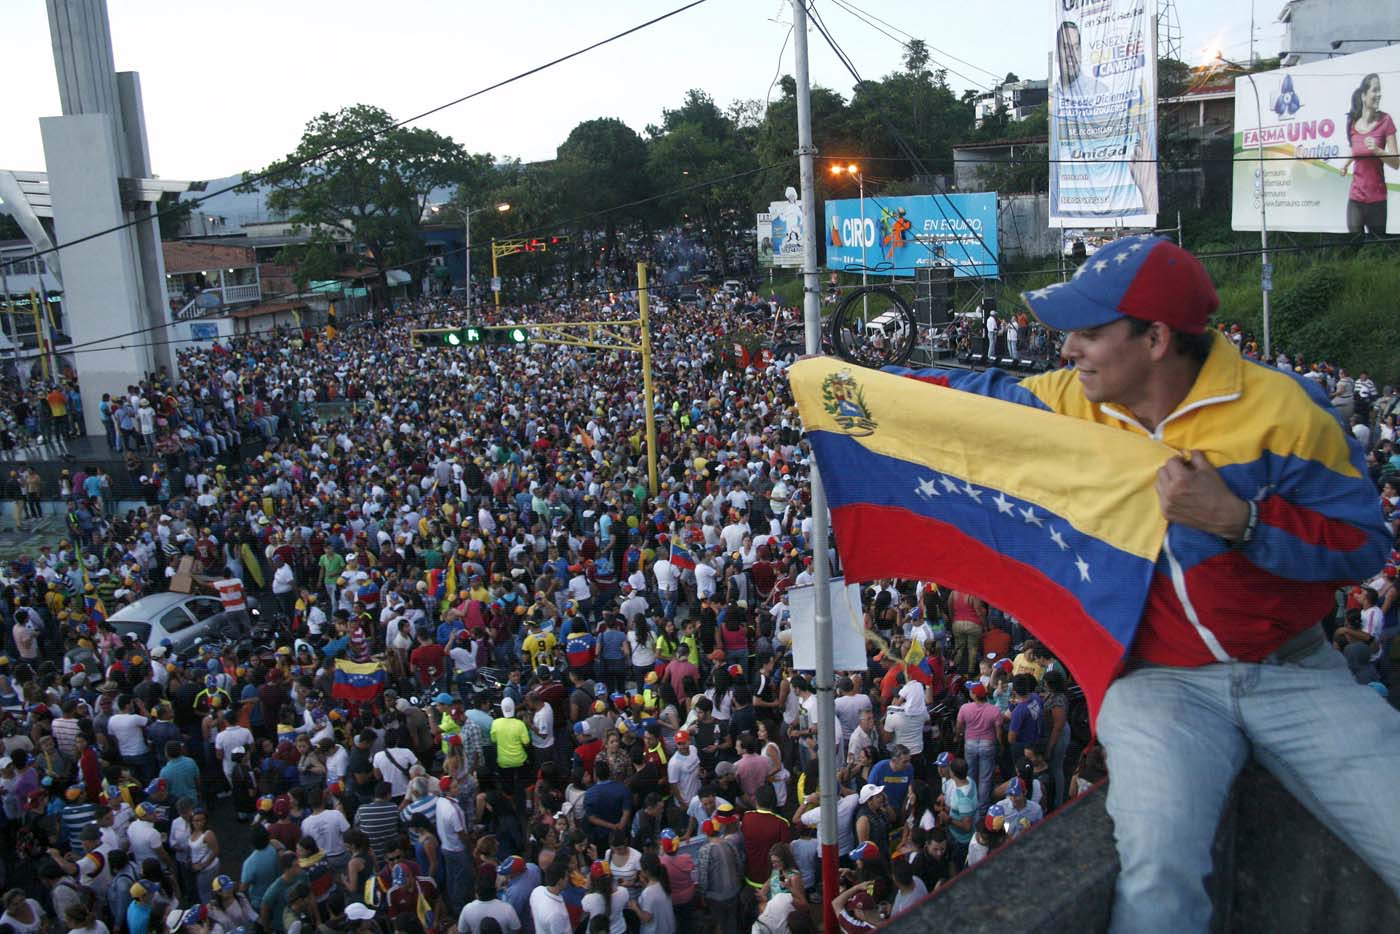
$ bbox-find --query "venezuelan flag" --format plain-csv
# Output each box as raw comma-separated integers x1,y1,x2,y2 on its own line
425,568,445,602
669,542,697,572
789,357,1171,724
332,657,386,702
85,594,108,627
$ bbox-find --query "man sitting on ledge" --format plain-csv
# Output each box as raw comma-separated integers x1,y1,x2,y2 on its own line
896,236,1400,933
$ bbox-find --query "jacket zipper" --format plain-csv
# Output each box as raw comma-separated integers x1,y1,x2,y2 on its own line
1100,392,1243,663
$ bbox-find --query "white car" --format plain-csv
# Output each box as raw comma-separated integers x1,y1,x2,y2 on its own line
106,592,257,653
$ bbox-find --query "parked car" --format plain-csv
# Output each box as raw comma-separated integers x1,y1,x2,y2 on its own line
107,592,259,654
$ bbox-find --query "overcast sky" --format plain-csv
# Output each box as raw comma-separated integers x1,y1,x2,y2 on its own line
1,0,1282,181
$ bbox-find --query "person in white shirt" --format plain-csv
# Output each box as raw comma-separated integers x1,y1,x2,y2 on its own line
529,863,572,934
372,735,419,798
694,560,718,600
107,696,153,779
666,730,701,803
458,880,521,934
300,787,350,866
213,717,254,786
529,694,555,755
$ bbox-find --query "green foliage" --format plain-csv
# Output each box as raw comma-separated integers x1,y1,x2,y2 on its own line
246,104,478,283
1209,246,1400,380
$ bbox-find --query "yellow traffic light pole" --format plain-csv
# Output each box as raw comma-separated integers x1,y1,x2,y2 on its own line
412,262,661,494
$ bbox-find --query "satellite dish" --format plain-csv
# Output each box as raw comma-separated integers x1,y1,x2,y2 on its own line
784,186,799,204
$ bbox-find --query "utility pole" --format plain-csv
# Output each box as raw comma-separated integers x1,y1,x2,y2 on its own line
792,3,840,932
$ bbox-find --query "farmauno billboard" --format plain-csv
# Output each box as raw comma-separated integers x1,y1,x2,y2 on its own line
1231,44,1400,235
824,193,999,278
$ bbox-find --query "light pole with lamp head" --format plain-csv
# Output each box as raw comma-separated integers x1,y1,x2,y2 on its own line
432,202,510,313
829,163,868,322
1215,52,1272,360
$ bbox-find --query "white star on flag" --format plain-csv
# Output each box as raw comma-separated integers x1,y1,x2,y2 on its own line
940,475,960,494
1028,287,1051,300
916,477,940,499
1075,554,1092,582
1019,506,1044,527
992,492,1015,515
1127,242,1146,252
1093,260,1110,273
1074,264,1088,278
961,481,983,503
1114,251,1131,265
1048,526,1069,551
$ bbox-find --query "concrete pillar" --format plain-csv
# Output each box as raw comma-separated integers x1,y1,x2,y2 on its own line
40,114,155,434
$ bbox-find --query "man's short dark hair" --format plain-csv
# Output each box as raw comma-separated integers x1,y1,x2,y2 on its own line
755,785,778,810
594,760,611,782
1126,317,1213,365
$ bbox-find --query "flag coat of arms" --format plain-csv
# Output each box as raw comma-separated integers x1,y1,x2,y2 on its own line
332,657,386,703
789,357,1173,723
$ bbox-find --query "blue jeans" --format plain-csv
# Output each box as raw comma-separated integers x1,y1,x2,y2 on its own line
964,738,996,814
442,847,471,913
1097,629,1400,934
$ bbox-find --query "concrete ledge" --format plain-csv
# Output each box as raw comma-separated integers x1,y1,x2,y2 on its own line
886,764,1400,933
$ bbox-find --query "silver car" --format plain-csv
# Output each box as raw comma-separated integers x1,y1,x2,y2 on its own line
106,592,256,654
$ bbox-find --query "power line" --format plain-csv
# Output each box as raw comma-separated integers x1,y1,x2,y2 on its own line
56,160,786,354
826,0,997,91
804,1,997,275
2,0,712,271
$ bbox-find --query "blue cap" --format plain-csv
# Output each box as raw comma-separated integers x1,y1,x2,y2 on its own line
207,659,221,672
935,752,953,768
1021,236,1217,336
986,803,1005,817
205,675,218,689
594,683,608,697
1008,777,1025,796
433,693,454,705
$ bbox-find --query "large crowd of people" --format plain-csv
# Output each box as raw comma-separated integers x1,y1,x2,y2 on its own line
0,246,1392,934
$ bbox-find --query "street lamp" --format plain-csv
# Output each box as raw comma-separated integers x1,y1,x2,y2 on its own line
1213,53,1273,359
829,163,868,323
432,201,510,312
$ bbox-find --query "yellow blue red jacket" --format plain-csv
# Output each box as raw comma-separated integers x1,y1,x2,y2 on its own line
890,336,1390,666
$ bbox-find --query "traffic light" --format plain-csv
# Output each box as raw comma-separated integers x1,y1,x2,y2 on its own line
442,327,483,346
495,326,529,346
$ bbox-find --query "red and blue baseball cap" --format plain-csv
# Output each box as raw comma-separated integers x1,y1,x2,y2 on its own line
1021,236,1218,335
848,841,880,862
498,855,527,876
934,752,953,769
1007,777,1025,797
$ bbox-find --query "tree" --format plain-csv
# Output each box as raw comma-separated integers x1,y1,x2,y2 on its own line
554,118,651,263
903,39,931,76
647,90,759,273
245,104,477,297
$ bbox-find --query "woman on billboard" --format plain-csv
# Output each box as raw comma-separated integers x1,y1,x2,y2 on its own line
1341,73,1399,234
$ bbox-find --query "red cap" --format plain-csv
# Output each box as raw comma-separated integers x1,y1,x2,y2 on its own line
969,682,988,699
674,729,691,744
701,819,719,837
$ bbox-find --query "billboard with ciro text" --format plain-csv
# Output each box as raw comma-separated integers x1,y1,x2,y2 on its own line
1048,0,1158,228
824,193,999,278
1231,45,1400,234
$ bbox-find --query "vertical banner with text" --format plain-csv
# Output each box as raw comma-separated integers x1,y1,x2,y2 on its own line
1048,0,1158,228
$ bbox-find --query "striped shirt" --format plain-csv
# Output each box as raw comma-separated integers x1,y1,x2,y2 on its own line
60,801,98,851
353,799,402,861
50,717,82,759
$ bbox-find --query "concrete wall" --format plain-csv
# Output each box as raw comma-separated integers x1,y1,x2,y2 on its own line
1283,0,1400,64
998,193,1059,262
886,765,1400,933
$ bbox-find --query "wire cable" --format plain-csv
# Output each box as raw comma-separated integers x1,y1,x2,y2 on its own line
1,0,712,270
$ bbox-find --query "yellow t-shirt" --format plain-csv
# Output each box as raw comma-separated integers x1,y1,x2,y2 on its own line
1011,652,1045,682
491,717,530,768
522,632,557,670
